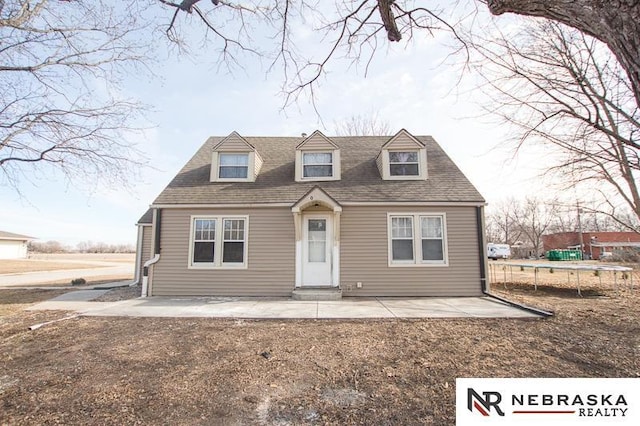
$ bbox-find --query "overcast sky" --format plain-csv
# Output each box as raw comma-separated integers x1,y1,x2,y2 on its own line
0,3,551,246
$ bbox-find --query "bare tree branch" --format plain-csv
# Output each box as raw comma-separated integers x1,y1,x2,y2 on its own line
152,0,468,107
467,20,640,229
0,0,153,192
486,0,640,111
333,112,391,136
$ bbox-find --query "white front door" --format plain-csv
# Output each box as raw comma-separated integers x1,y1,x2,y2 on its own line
302,214,333,286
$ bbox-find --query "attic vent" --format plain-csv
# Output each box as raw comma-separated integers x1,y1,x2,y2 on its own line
301,133,307,137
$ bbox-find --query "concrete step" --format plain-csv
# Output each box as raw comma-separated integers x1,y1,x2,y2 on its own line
291,287,342,301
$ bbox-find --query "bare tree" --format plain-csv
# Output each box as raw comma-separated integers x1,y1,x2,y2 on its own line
485,198,522,244
511,197,560,256
488,197,638,250
153,1,640,112
152,1,466,105
333,113,391,136
0,1,151,191
467,21,640,231
76,240,135,253
28,240,71,254
485,0,640,111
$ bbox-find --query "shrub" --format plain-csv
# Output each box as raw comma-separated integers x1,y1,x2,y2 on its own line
71,278,87,286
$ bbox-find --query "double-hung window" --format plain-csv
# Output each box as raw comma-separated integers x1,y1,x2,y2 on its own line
390,216,414,262
222,219,245,263
388,213,447,266
193,219,216,263
219,153,249,179
190,216,248,268
389,151,419,176
303,152,333,178
421,216,444,262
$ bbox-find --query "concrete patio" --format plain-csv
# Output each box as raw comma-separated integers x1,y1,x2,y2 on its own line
29,294,542,318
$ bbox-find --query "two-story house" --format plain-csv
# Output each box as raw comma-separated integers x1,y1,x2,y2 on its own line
134,129,488,298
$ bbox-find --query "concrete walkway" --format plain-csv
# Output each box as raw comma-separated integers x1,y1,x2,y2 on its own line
28,296,542,319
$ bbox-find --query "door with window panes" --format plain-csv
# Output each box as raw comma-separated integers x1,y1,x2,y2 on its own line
301,214,333,286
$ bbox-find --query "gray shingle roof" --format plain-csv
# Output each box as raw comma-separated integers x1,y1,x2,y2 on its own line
137,209,153,224
153,135,485,205
0,230,34,240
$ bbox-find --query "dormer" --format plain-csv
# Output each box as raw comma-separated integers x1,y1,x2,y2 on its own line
295,130,341,182
376,129,428,180
210,131,263,182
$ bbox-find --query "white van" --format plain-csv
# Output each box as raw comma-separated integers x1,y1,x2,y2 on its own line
487,243,511,260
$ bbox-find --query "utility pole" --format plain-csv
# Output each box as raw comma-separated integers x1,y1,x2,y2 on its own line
577,202,585,260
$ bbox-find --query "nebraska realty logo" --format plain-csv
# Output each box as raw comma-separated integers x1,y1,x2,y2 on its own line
456,378,640,425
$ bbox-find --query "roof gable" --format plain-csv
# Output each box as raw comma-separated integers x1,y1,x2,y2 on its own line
292,186,342,213
296,130,338,150
212,131,256,152
381,129,425,150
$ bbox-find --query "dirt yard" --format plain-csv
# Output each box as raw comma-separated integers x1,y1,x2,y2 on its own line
0,275,639,425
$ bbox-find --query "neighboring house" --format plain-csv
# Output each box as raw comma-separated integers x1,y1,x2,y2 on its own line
542,231,640,260
135,129,488,297
0,230,34,259
133,209,153,284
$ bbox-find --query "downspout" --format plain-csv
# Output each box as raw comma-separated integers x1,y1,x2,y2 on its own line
475,206,553,318
141,209,162,298
476,206,488,293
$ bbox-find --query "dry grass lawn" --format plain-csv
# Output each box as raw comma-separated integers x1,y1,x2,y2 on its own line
0,270,639,425
0,259,99,275
0,253,135,286
0,253,135,275
30,253,135,263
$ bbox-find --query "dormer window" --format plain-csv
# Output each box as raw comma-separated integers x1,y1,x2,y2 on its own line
389,151,419,176
210,132,263,183
295,130,341,182
219,153,249,179
303,152,333,178
377,129,428,181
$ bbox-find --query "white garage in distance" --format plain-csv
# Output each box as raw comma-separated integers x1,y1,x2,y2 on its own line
0,231,34,259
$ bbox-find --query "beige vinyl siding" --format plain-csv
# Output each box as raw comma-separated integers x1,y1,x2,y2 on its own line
375,153,383,177
298,134,337,150
254,152,263,177
151,207,295,296
384,133,423,150
340,205,482,296
137,226,153,280
214,135,253,151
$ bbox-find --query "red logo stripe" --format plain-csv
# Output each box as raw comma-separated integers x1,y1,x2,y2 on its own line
473,401,490,416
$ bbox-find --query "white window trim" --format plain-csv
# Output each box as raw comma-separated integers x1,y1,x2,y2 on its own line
295,149,341,182
210,152,257,182
188,215,249,269
387,212,448,267
388,215,416,265
381,148,428,180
